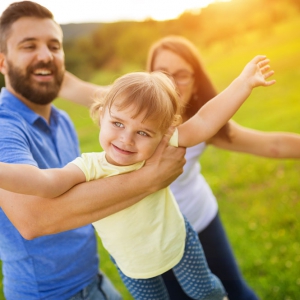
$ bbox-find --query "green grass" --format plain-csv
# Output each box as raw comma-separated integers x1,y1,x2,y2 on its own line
198,17,300,299
1,16,300,300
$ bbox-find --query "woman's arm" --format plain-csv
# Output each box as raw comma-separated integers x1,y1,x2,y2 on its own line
0,162,85,198
0,131,186,239
178,55,276,147
59,71,110,107
208,120,300,158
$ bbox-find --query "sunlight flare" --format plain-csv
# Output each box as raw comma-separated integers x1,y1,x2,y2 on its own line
149,0,232,21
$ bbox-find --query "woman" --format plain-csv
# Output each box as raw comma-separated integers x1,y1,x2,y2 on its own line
59,36,300,300
147,35,258,300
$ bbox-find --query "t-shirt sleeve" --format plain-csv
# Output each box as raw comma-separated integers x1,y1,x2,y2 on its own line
70,156,90,181
70,153,105,182
169,128,178,147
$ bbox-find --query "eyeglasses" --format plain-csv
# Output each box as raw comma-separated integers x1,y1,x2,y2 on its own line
158,70,194,86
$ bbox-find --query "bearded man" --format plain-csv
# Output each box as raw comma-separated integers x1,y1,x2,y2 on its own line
0,1,185,300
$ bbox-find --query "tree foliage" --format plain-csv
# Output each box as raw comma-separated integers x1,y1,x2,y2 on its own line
0,0,298,86
62,0,300,80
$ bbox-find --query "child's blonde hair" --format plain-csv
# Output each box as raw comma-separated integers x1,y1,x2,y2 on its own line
91,71,183,133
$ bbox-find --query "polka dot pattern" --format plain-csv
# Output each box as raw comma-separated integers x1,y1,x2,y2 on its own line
113,218,227,300
173,219,226,299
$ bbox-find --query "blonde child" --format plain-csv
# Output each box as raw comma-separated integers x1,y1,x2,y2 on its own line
0,55,275,300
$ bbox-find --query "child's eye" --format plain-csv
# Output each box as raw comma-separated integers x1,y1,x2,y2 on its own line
138,131,149,137
114,122,124,128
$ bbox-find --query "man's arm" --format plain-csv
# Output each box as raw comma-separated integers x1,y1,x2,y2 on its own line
59,71,109,107
0,131,186,239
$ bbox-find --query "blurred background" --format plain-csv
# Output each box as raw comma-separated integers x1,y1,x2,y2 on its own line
0,0,300,298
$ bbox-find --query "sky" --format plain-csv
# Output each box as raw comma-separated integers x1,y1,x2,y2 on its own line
0,0,230,24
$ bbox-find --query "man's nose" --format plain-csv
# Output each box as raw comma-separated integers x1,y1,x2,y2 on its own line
37,45,53,62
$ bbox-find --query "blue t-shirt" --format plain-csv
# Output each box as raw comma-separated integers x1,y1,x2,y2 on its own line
0,88,99,300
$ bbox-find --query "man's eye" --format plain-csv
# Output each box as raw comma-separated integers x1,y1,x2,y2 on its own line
23,45,35,50
50,44,61,51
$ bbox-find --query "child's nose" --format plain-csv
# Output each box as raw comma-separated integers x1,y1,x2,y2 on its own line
120,131,134,145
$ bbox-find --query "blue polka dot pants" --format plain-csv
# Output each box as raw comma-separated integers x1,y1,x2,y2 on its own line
114,217,227,300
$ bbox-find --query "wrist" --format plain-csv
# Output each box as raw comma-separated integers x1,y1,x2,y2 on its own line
234,75,253,95
135,166,161,194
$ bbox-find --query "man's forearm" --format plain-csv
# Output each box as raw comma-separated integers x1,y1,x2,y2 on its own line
59,71,109,107
0,169,156,239
0,135,186,239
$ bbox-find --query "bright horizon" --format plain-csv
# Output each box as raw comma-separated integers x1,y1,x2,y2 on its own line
0,0,231,24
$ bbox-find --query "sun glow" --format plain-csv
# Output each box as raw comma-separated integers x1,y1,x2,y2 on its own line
149,0,232,21
0,0,232,24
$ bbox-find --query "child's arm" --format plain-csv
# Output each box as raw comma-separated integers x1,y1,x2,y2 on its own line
0,162,86,198
178,55,276,147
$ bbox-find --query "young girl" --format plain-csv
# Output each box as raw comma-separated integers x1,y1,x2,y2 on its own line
0,55,275,300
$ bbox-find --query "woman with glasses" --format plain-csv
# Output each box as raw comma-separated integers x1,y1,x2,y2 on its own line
146,35,260,300
145,35,300,300
59,35,300,300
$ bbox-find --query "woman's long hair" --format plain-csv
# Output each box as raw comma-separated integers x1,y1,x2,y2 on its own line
147,35,230,141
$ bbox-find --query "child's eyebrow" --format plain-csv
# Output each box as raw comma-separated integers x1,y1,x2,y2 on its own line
109,113,124,123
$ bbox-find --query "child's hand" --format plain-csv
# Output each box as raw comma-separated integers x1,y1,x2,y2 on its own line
241,55,276,88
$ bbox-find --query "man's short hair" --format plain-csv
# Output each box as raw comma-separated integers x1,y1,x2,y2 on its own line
0,1,55,53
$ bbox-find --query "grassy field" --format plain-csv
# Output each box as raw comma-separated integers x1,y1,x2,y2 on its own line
1,17,300,299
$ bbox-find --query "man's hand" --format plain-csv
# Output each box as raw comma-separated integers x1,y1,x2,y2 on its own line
0,127,186,238
144,127,186,192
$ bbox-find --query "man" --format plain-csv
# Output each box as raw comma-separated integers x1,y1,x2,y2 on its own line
0,2,185,299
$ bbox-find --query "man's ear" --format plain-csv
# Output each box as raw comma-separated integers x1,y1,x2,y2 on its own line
0,53,7,75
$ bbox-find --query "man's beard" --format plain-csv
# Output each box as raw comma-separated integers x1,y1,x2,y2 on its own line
7,60,64,105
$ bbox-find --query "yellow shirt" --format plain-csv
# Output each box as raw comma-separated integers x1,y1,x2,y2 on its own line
71,130,186,279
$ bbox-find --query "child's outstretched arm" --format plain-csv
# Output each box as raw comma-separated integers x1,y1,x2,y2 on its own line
0,162,85,198
178,55,276,147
